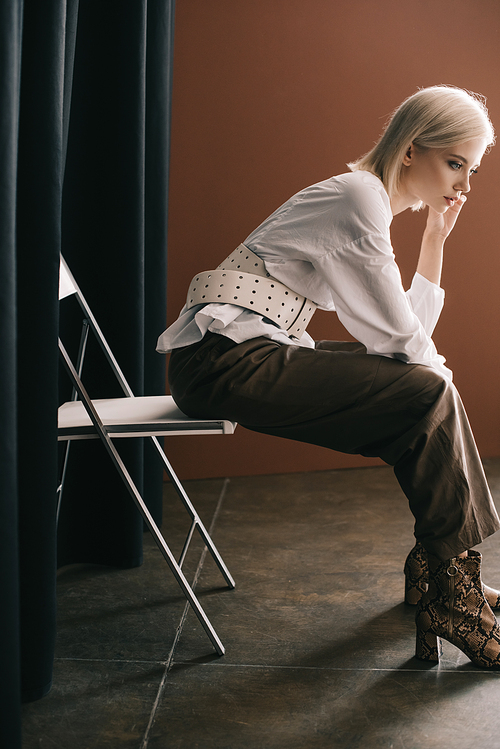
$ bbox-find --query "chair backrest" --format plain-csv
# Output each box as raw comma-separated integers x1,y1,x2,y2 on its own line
59,255,133,397
59,257,78,300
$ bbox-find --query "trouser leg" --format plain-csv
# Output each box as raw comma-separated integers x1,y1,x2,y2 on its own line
169,334,500,560
340,354,500,560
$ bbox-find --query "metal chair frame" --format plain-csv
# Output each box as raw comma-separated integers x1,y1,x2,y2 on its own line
57,255,236,655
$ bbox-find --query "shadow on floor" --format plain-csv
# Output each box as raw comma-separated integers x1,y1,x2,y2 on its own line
22,459,500,748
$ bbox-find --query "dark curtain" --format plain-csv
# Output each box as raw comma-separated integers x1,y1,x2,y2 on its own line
57,0,174,566
0,0,174,745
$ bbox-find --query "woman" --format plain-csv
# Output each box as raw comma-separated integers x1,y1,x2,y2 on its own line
157,86,500,668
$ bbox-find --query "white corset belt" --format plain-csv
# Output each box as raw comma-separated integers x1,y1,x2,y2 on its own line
186,245,317,339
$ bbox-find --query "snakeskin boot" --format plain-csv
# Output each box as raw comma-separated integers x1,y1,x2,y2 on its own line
404,541,500,609
415,551,500,668
404,541,429,605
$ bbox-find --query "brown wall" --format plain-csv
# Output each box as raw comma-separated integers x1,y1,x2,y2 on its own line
162,0,500,479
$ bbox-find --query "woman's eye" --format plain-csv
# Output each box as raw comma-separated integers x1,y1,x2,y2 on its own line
449,161,462,170
469,168,479,176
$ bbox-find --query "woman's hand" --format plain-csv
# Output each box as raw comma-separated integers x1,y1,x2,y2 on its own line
425,195,467,241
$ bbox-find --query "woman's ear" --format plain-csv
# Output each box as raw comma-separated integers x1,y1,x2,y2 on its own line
402,143,414,166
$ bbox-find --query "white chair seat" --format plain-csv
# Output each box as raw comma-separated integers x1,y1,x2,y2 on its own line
58,394,236,439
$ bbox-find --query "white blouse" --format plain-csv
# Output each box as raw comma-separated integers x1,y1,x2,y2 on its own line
157,170,451,381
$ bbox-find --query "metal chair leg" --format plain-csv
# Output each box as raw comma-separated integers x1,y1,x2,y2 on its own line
150,435,236,589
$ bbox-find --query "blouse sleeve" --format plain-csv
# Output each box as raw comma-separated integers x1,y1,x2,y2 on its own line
314,231,452,381
406,272,445,337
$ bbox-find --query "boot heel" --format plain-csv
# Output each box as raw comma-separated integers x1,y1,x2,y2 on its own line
415,624,442,662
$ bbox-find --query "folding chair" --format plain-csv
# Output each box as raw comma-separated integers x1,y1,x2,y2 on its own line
57,255,236,655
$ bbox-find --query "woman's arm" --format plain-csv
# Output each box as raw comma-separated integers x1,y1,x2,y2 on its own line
315,232,452,380
416,196,467,285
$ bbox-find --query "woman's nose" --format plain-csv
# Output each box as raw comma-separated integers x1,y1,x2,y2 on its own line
455,174,471,193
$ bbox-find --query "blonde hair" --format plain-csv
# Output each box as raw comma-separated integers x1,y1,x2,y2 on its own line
348,85,495,210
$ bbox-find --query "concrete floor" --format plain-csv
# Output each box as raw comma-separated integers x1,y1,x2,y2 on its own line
22,458,500,748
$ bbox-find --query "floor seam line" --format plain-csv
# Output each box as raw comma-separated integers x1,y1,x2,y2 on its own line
55,657,494,676
139,477,231,748
54,657,168,665
171,661,500,675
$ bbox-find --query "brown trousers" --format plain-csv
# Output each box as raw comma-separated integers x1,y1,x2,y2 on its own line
168,332,500,561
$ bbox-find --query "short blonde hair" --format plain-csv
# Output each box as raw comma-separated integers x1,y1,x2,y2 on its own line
348,85,495,210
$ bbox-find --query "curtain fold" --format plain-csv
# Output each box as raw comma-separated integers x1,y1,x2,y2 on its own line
16,0,70,705
144,0,175,504
0,0,174,742
0,2,23,747
57,0,151,567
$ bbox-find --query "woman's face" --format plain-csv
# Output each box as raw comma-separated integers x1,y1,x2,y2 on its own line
400,137,487,213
